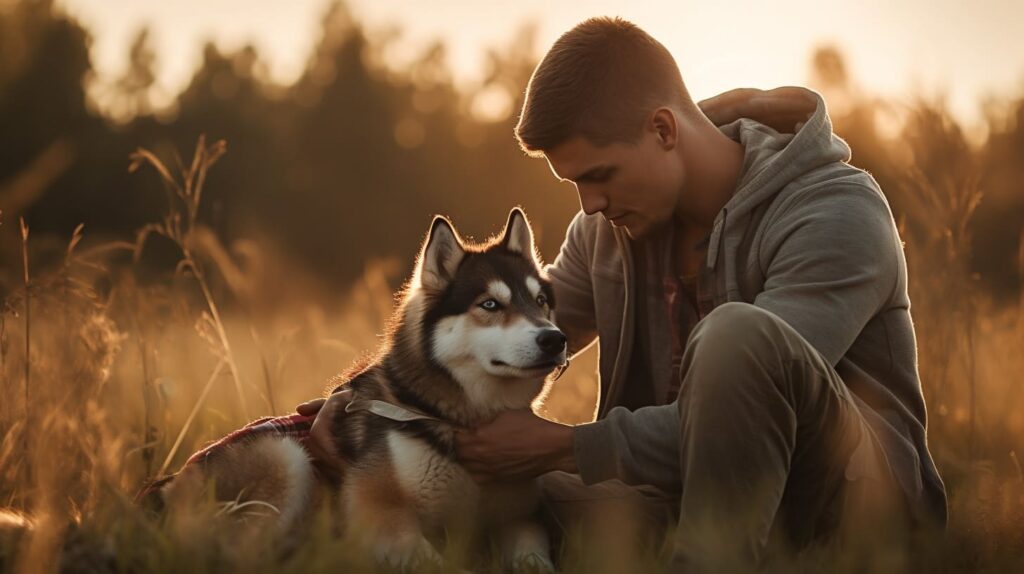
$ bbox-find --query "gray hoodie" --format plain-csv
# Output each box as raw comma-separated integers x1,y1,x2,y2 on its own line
547,87,947,526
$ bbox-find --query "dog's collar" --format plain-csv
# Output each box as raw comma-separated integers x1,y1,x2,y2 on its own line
344,398,440,423
551,358,570,381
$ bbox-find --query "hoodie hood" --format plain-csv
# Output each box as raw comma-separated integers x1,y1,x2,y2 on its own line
706,88,852,271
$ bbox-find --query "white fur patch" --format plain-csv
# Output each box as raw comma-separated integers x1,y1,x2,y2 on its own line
525,276,541,298
488,280,512,305
254,437,313,530
387,431,476,521
431,314,556,415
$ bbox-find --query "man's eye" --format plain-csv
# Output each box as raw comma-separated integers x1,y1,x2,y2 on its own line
479,299,501,311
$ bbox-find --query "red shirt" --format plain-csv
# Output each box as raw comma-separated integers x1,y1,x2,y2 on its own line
662,239,714,404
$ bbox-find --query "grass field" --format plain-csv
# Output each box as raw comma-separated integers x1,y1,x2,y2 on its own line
1,138,1023,573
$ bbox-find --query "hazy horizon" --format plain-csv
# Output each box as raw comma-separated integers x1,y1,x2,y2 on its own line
54,0,1024,130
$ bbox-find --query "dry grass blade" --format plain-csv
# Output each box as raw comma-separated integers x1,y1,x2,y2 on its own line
65,223,85,265
217,491,281,519
190,139,227,225
130,136,250,420
158,358,227,476
128,147,174,185
18,218,30,463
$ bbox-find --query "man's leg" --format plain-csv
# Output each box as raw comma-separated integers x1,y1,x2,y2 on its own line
672,302,908,571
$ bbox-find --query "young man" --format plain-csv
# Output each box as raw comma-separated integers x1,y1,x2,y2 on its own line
305,16,947,569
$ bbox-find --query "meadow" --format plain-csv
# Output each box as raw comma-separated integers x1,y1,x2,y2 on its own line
2,3,1024,572
0,125,1022,572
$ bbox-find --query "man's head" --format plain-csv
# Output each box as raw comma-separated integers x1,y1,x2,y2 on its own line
516,17,705,239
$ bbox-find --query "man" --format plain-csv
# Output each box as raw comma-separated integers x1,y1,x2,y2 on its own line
303,17,947,570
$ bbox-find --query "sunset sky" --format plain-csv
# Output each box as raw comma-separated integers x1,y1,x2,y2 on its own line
56,0,1023,129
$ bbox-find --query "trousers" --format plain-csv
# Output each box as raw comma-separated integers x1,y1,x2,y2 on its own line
539,303,910,571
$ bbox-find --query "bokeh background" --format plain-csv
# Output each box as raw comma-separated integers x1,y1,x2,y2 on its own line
1,0,1023,571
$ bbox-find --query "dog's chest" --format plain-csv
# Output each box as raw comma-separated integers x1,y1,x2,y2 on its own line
387,430,477,520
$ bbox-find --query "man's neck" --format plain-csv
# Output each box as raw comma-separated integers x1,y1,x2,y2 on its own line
673,117,745,235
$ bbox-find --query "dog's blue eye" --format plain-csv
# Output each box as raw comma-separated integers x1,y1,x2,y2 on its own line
479,299,500,311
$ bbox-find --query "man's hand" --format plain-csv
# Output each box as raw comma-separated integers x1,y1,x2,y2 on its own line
295,389,353,477
455,408,577,484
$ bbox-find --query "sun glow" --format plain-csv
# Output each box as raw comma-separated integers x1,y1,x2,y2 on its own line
54,0,1024,129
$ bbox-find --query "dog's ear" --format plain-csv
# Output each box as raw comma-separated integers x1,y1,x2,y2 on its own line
415,216,465,292
501,207,537,257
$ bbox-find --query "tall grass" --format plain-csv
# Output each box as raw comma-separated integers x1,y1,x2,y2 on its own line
0,124,1021,572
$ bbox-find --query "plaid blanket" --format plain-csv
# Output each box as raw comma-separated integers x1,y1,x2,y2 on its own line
183,412,316,467
136,413,316,508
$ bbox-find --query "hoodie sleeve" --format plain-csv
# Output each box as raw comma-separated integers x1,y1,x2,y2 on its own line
754,183,901,366
573,403,682,491
545,210,599,357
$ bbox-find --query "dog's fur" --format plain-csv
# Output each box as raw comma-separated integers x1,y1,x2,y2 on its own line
147,208,566,569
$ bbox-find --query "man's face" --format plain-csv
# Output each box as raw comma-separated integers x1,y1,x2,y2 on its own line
544,128,684,240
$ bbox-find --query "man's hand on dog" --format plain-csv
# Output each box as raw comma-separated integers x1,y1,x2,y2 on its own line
455,408,577,483
299,395,577,484
296,390,352,477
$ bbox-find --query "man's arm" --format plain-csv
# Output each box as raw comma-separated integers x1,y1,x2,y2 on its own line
753,184,900,366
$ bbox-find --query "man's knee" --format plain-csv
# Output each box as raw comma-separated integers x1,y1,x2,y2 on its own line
687,302,791,364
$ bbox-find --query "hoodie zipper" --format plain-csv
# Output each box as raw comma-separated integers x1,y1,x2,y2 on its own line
601,228,636,418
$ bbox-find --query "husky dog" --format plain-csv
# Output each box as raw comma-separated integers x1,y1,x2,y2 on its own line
142,208,566,570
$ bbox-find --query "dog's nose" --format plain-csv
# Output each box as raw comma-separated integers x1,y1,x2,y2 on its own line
536,329,567,355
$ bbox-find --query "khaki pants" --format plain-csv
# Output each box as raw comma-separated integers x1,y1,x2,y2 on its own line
540,303,910,572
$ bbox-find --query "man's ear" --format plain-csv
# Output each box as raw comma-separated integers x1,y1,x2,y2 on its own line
415,216,465,292
501,207,537,257
651,108,678,150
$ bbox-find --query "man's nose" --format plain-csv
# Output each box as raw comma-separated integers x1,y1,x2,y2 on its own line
578,186,608,215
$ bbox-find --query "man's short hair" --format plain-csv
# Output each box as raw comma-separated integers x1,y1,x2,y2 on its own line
515,17,694,156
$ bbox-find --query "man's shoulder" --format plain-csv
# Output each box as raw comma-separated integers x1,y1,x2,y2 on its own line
772,163,892,219
785,160,881,196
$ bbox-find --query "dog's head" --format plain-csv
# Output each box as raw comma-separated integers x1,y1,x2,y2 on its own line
407,208,567,409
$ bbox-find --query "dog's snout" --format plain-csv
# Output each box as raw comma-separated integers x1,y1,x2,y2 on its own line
536,329,567,355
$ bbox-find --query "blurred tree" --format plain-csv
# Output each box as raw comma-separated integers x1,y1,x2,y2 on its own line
1,1,1018,304
108,28,158,121
288,5,422,282
0,0,90,185
0,0,93,283
166,42,288,240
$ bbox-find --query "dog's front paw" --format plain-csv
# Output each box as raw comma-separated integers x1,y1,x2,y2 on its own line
509,552,556,574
